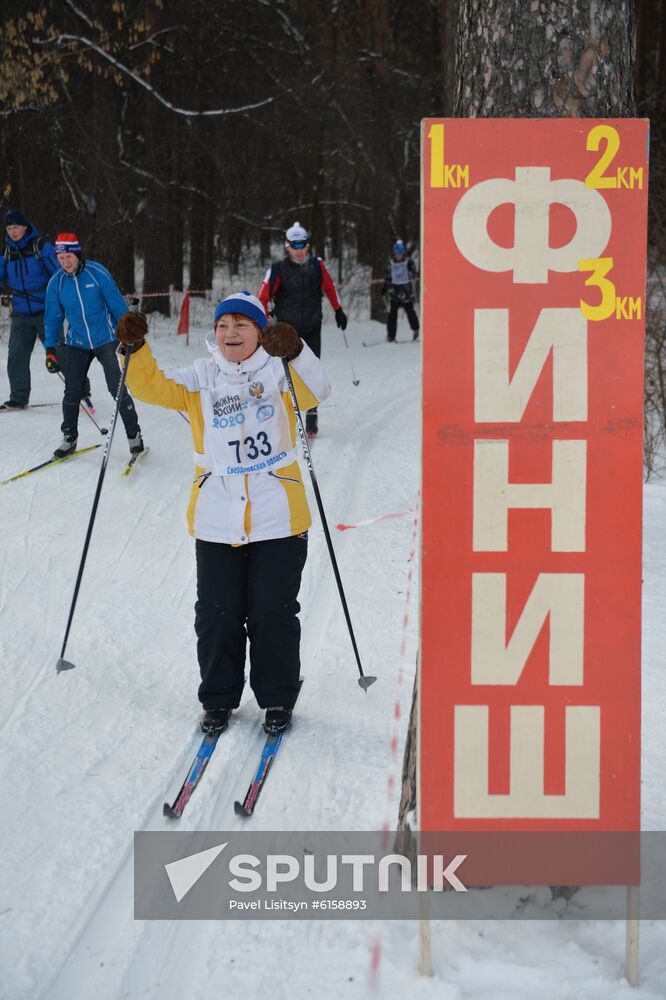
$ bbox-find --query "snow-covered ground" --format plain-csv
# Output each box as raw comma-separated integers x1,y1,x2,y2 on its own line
0,316,664,999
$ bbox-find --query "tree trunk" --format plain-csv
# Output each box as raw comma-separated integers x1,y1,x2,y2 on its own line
401,0,639,832
139,0,171,315
455,0,636,118
359,0,396,320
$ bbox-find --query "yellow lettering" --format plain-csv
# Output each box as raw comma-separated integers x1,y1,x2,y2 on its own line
579,258,616,321
428,123,445,188
629,167,643,190
616,297,642,320
444,164,458,187
585,125,620,189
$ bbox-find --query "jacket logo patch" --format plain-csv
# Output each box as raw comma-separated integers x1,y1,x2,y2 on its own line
249,381,264,398
256,404,274,422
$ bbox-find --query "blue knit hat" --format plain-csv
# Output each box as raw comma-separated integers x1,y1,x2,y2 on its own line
5,209,28,228
214,291,267,331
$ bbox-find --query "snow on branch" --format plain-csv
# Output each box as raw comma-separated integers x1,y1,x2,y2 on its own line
63,0,93,28
128,27,179,54
39,33,281,117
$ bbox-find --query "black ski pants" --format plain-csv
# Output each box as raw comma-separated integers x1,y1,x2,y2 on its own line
195,534,308,710
60,341,140,439
387,300,419,341
7,312,90,405
295,323,321,431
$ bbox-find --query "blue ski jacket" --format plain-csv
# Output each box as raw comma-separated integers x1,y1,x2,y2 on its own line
44,260,129,350
0,223,59,316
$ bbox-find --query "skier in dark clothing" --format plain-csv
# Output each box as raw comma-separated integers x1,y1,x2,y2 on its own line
381,240,419,343
258,222,347,437
0,209,92,409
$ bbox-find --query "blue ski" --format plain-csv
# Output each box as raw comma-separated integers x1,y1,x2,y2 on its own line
163,732,221,819
234,731,285,817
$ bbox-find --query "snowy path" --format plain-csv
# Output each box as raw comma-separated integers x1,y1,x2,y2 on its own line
1,319,665,999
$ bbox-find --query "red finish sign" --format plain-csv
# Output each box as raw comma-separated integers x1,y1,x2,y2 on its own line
419,119,648,855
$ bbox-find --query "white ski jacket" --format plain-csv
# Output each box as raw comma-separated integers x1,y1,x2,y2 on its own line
125,335,331,544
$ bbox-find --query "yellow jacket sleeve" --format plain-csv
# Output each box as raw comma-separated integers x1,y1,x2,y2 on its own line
124,342,205,452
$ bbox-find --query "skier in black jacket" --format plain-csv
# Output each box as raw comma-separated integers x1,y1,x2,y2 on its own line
258,222,346,437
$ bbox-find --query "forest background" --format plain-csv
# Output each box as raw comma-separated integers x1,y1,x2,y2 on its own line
1,0,666,460
1,2,661,302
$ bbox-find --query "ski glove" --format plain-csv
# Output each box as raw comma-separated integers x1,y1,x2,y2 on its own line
335,307,348,331
262,321,303,360
116,311,148,352
45,349,60,373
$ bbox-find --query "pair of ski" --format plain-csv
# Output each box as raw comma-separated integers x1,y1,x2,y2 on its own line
0,401,60,411
0,444,149,485
163,725,286,820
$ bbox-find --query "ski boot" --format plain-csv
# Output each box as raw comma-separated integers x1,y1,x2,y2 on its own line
305,411,318,441
128,432,145,455
263,707,293,735
200,708,231,735
0,400,27,410
53,436,77,459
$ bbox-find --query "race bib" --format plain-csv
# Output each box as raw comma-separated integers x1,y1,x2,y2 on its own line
390,260,410,285
201,371,296,476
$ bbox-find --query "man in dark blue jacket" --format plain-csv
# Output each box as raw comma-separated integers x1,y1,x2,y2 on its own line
0,208,91,409
44,233,143,458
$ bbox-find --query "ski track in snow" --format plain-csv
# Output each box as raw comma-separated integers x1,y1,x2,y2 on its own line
41,330,419,1000
0,321,665,999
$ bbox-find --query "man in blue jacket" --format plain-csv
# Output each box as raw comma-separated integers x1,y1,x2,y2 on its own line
0,209,91,409
44,233,144,458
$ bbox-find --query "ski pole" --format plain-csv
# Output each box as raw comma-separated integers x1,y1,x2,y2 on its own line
56,348,132,673
339,328,360,386
57,372,109,435
281,357,376,690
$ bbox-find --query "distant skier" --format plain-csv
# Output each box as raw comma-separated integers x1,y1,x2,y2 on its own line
44,233,143,458
115,291,331,736
381,240,419,343
258,222,346,438
0,209,91,410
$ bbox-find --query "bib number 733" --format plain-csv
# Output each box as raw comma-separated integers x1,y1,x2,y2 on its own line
229,432,272,464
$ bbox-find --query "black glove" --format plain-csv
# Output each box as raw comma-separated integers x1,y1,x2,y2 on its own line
335,307,348,331
116,311,148,352
45,348,60,373
262,321,302,360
